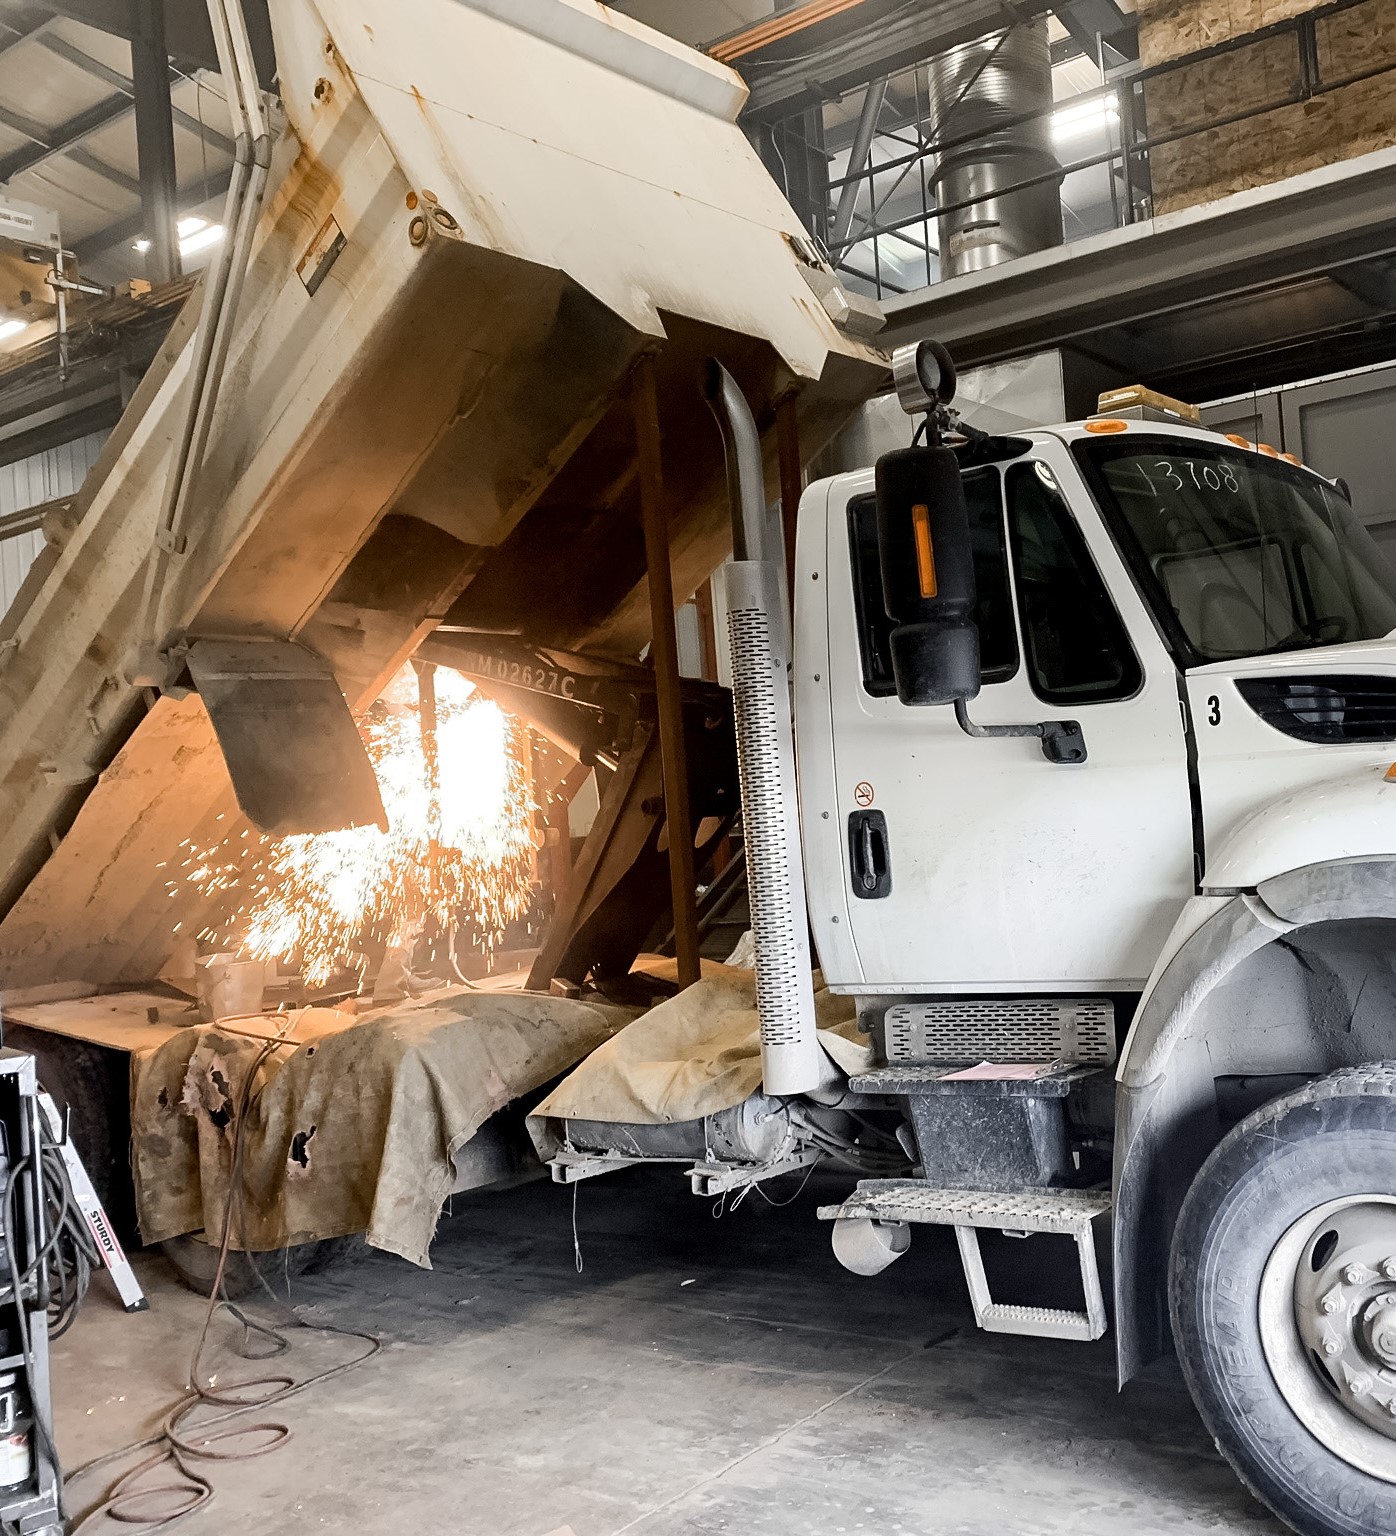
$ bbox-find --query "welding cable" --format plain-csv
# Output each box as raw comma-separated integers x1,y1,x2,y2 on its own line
65,1030,382,1534
33,1116,103,1339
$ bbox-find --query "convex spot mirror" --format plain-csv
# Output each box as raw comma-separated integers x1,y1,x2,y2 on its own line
874,444,980,706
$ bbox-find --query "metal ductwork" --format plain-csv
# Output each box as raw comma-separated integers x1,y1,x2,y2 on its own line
927,20,1063,278
704,361,823,1098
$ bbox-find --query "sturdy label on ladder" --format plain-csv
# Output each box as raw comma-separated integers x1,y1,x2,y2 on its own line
38,1092,148,1313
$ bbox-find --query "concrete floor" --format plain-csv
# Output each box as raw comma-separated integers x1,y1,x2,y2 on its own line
53,1168,1288,1536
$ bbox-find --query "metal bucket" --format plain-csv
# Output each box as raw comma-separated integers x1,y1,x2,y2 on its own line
195,955,266,1022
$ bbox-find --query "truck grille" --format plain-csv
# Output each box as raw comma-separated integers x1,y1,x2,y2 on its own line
1235,676,1396,744
885,999,1116,1066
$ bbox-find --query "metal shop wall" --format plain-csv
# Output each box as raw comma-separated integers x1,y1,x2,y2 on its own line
1203,361,1396,565
0,430,107,614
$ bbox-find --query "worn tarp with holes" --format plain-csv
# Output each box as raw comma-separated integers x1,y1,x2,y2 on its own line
131,985,634,1268
526,963,873,1156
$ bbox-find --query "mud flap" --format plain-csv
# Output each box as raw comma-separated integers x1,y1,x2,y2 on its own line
185,639,386,836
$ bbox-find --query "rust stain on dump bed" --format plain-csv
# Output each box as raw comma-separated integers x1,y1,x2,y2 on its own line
266,132,345,237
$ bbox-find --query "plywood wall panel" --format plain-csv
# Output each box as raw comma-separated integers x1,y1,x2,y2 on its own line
1137,0,1327,67
1140,0,1396,214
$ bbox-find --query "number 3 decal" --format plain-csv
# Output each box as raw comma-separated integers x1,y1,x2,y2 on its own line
1207,695,1221,726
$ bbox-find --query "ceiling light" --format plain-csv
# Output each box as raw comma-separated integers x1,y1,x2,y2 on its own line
1051,94,1120,140
132,218,215,257
0,318,26,341
179,223,224,257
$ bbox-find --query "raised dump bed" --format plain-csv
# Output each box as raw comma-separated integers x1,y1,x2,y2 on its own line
0,0,882,994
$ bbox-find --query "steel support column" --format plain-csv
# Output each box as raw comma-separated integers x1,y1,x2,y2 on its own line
130,0,180,286
830,77,887,247
634,353,700,988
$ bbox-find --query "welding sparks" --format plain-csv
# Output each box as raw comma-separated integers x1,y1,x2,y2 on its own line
182,666,536,986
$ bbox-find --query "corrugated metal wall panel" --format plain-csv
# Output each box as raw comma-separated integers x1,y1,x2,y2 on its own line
0,530,44,609
0,430,109,615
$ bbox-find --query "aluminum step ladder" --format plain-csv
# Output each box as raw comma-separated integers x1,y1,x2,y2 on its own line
819,1179,1112,1342
38,1091,147,1313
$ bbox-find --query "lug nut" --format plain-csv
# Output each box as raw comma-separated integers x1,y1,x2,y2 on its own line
1383,1258,1396,1281
1323,1295,1342,1314
1345,1263,1367,1286
1325,1338,1343,1356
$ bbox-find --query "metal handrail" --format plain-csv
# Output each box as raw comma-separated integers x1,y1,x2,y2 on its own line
807,0,1388,281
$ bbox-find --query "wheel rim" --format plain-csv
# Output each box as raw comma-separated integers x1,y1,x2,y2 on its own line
1259,1194,1396,1483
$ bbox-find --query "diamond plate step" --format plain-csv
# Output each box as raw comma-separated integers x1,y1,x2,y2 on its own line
819,1180,1113,1343
817,1179,1112,1231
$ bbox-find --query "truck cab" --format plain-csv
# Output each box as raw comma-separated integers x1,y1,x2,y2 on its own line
798,416,1396,998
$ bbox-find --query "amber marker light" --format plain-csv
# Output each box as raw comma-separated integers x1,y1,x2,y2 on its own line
1386,764,1396,783
912,503,938,599
1085,419,1128,433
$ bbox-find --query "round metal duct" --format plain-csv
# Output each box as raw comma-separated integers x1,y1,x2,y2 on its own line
927,21,1063,278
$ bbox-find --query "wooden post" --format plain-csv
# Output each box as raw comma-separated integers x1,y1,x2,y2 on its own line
776,392,803,604
633,354,701,988
694,577,719,683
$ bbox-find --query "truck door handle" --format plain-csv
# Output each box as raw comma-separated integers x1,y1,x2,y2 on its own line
848,810,891,899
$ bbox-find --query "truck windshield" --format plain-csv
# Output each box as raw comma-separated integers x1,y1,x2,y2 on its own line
1077,437,1396,663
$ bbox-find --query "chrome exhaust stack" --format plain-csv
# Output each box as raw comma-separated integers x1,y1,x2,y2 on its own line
704,362,822,1097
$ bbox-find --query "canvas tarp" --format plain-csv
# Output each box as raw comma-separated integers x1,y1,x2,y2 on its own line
132,985,633,1268
528,964,874,1148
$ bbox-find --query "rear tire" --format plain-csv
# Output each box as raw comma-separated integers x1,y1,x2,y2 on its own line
3,1026,135,1239
160,1234,354,1299
1170,1064,1396,1536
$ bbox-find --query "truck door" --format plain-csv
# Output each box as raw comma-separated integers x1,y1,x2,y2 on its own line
822,447,1196,991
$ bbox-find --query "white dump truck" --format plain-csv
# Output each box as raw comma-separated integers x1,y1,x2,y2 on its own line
549,346,1396,1536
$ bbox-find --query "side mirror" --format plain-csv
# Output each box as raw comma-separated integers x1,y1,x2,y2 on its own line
874,444,980,706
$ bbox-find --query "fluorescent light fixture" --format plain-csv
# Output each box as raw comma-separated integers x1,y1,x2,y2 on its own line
1052,93,1119,140
132,217,221,258
0,318,25,341
179,222,224,257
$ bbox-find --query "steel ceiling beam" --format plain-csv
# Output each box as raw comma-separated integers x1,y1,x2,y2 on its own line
0,92,131,183
38,32,236,156
66,144,141,196
0,7,50,56
28,0,276,89
0,100,51,149
729,0,1056,123
1053,0,1137,62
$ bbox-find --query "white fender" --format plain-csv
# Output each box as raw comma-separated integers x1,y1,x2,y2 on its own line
1203,763,1396,890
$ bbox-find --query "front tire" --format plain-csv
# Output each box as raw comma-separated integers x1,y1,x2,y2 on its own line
1170,1065,1396,1536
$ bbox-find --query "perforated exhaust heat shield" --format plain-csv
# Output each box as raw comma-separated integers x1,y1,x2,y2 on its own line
719,560,822,1094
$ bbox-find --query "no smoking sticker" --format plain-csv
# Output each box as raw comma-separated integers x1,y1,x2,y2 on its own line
853,781,874,807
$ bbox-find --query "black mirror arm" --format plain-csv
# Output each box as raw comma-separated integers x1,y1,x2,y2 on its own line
953,698,1087,765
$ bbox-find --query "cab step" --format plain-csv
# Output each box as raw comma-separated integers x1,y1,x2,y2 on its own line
818,1179,1112,1343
